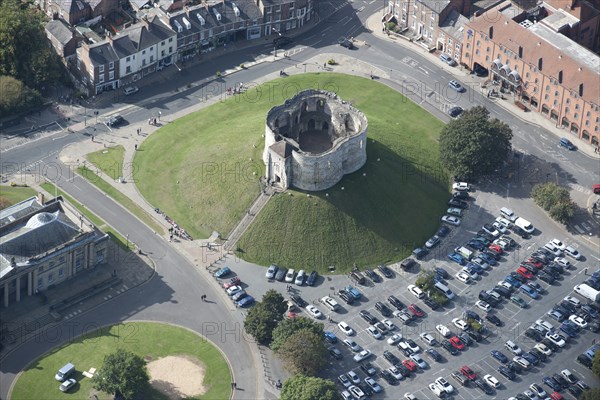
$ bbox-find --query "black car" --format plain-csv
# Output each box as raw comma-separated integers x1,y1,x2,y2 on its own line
520,263,538,275
388,295,405,310
383,350,400,365
458,332,473,346
106,114,125,127
337,289,354,305
360,362,377,376
529,348,547,362
474,378,494,395
463,310,482,322
541,338,559,352
466,329,484,342
422,296,439,310
273,36,293,48
357,383,373,397
290,295,307,307
275,268,287,281
552,373,570,389
577,354,592,368
493,285,512,298
397,364,411,377
485,314,503,327
360,310,378,325
364,268,380,283
522,351,540,366
538,271,555,284
305,270,318,286
512,225,531,239
426,348,443,362
378,264,393,278
524,328,543,342
337,37,355,49
448,106,464,118
498,366,516,380
478,291,495,304
328,346,342,359
482,248,502,260
435,267,449,279
568,385,583,397
448,199,468,209
559,300,577,315
452,191,470,201
412,247,429,260
530,252,550,264
581,304,600,319
509,271,527,283
506,361,522,374
375,301,392,317
441,340,458,355
436,225,451,237
381,369,398,385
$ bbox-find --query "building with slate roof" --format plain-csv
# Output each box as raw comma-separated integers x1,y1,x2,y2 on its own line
40,0,117,26
45,18,80,62
0,194,108,307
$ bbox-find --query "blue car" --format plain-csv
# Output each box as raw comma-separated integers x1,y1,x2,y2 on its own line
520,284,539,299
478,252,497,266
324,331,338,343
467,240,486,250
522,351,540,366
560,322,578,338
435,267,449,279
504,275,522,288
466,262,482,273
345,285,362,300
490,350,509,363
215,266,231,278
237,295,255,308
544,376,562,391
448,252,465,265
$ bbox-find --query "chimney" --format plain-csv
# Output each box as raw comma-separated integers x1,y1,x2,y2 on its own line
106,31,114,45
37,191,45,205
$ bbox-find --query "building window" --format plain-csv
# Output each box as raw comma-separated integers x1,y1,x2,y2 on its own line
574,113,578,119
48,273,54,283
554,100,558,106
99,65,104,73
150,46,153,51
476,40,480,47
109,71,114,80
566,99,570,105
169,37,173,42
169,46,172,53
97,249,105,263
161,50,165,57
109,62,114,70
99,75,104,83
546,85,550,91
526,72,530,78
554,91,559,97
150,56,154,63
126,56,131,62
126,66,131,74
161,41,165,46
58,268,64,277
142,50,146,55
75,257,83,271
59,256,65,263
545,94,549,100
142,59,146,66
486,46,490,53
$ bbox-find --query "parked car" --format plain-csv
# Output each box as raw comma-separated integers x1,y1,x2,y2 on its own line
440,53,457,66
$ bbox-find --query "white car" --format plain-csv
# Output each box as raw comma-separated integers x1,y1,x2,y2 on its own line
338,374,352,388
549,238,566,251
545,331,566,347
340,390,352,400
347,371,360,384
471,257,489,270
388,367,404,380
404,393,417,400
453,182,470,191
462,267,479,280
435,377,454,393
505,340,522,355
456,271,471,283
476,300,491,312
408,284,425,299
382,319,397,331
497,281,513,291
399,339,420,353
441,215,461,226
569,314,588,328
343,339,362,352
348,386,365,400
535,319,554,332
495,216,512,228
563,295,581,308
492,221,507,233
493,237,511,250
512,356,530,369
419,331,437,346
306,305,322,319
285,268,296,283
534,343,552,356
364,377,382,393
123,86,139,95
436,324,451,338
564,245,582,260
226,285,243,296
410,353,428,369
484,374,501,389
353,349,372,362
482,224,500,237
429,383,444,398
265,264,277,279
543,242,563,256
452,318,469,331
59,378,76,392
295,269,306,285
387,333,402,345
529,383,547,398
447,207,463,217
338,321,355,336
560,369,578,384
366,326,382,339
554,257,572,269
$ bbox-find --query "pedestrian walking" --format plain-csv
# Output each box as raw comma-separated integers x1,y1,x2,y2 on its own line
595,147,598,154
584,268,588,275
134,144,138,151
158,111,162,121
233,382,236,390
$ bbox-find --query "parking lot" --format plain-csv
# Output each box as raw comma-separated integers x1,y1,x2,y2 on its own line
220,179,599,400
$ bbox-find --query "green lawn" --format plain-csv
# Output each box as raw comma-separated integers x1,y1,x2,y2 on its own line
86,145,125,180
11,322,231,400
135,73,449,271
0,185,37,209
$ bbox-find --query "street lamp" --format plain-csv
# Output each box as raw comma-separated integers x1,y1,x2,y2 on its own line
272,27,282,57
126,234,130,249
81,96,87,126
94,111,99,124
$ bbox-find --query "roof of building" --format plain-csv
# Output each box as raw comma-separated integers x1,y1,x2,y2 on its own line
416,0,451,13
169,0,260,34
0,198,43,228
45,19,75,45
440,9,469,39
467,1,600,104
260,0,296,5
541,7,580,30
269,141,294,158
88,41,120,66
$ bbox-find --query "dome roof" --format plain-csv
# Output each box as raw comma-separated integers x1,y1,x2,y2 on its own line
25,212,58,229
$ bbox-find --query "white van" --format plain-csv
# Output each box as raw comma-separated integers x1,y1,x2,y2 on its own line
434,282,455,299
55,363,75,381
500,207,518,222
456,246,473,261
514,217,534,233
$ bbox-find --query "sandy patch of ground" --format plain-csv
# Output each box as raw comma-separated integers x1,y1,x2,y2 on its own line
147,355,207,399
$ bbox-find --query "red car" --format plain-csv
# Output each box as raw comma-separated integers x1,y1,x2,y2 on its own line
408,304,425,317
488,244,503,254
449,336,465,350
222,277,242,289
402,359,418,372
286,311,298,319
516,266,533,279
550,392,563,400
526,258,544,269
460,365,477,380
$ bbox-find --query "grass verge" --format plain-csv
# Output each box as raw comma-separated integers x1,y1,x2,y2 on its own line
85,145,125,180
0,185,37,209
11,322,231,400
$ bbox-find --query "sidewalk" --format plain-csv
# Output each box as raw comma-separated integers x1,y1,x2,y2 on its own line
364,13,600,160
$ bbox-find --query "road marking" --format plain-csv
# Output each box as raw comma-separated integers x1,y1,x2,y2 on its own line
581,222,592,231
357,6,365,11
573,224,585,234
52,134,68,140
509,322,520,331
444,307,456,315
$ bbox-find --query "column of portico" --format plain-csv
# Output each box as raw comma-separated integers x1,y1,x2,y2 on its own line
28,271,32,296
3,282,8,307
15,276,21,302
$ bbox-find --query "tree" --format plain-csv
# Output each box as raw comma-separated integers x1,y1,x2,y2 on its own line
581,388,600,400
415,269,448,306
439,106,512,180
0,75,42,117
92,350,149,399
262,289,288,316
531,182,575,224
592,349,600,378
271,316,324,351
243,303,282,344
281,375,341,400
277,330,326,376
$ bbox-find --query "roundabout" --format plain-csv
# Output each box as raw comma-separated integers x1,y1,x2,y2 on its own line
10,322,232,400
